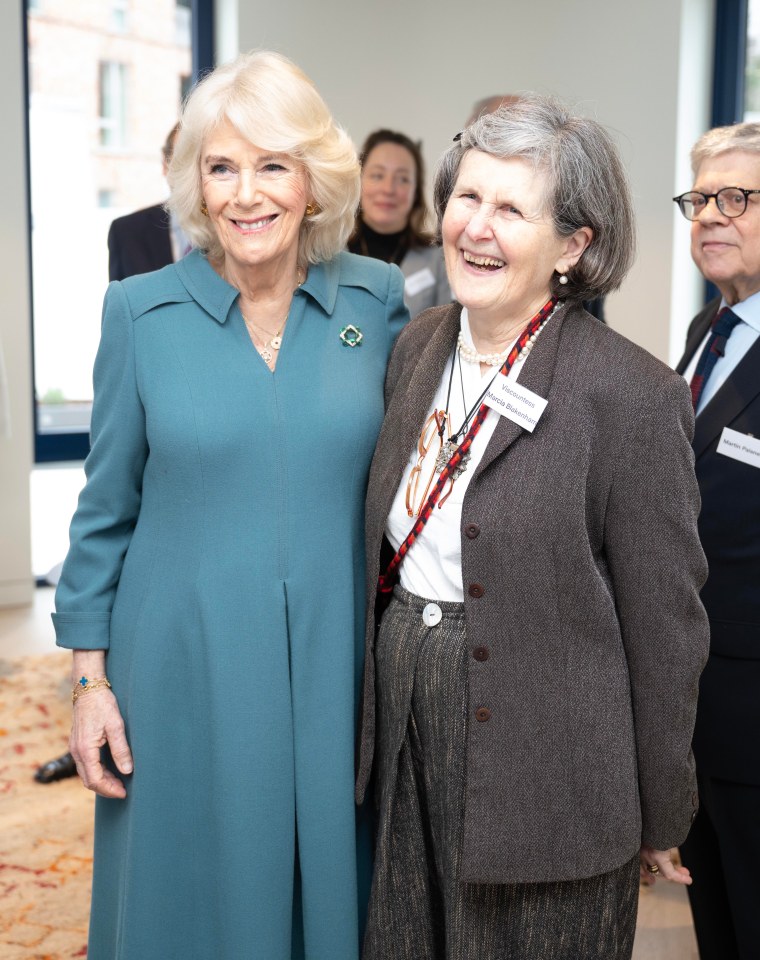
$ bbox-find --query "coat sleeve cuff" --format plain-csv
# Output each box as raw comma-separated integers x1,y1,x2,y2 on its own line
52,612,111,650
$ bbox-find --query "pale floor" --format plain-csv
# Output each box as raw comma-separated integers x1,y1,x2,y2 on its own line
0,588,700,960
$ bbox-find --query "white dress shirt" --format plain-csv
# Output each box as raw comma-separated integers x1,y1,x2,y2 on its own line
385,307,536,601
682,289,760,415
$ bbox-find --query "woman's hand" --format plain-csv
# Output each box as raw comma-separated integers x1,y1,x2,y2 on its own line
639,844,692,886
70,650,133,799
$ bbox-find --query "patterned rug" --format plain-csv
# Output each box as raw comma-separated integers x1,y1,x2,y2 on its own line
0,653,697,959
0,652,93,959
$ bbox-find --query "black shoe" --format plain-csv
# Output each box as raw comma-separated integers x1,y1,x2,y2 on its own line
34,751,77,783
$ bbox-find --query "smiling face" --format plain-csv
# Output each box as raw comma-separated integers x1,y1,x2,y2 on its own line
690,150,760,305
442,151,589,329
200,118,310,280
360,142,417,234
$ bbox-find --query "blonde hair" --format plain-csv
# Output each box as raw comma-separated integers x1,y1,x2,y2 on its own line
167,50,360,267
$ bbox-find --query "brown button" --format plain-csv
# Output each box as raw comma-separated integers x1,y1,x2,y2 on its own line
473,646,489,662
464,523,480,539
468,583,485,599
475,707,491,723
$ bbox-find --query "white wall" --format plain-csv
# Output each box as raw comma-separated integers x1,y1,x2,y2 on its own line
0,2,34,606
235,0,714,363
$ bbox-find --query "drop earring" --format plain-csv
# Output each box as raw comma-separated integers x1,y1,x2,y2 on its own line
200,200,209,217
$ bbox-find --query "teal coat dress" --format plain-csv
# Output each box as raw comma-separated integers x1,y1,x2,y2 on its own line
53,249,408,960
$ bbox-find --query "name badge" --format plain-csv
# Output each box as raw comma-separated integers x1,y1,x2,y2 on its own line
484,374,548,432
717,426,760,468
404,268,435,297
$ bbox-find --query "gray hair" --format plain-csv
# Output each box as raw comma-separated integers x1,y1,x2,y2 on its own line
691,121,760,175
433,94,636,302
167,50,360,268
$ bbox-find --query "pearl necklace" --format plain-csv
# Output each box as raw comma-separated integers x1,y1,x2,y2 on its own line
457,301,561,365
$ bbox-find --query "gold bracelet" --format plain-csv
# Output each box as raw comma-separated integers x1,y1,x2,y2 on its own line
72,675,112,703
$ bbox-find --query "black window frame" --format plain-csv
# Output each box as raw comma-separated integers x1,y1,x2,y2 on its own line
696,0,748,305
712,0,748,126
25,0,215,463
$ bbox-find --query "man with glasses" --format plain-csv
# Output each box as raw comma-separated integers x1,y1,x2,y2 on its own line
672,123,760,960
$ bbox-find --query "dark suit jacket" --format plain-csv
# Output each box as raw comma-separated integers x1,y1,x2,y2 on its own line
357,301,709,884
676,298,760,784
107,203,174,282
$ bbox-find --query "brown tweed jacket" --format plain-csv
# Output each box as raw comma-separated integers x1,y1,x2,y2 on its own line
356,301,710,884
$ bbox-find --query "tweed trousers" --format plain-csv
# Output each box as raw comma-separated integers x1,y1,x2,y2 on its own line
363,586,640,960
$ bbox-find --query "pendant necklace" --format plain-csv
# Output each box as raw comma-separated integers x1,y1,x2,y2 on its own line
434,350,473,480
240,268,305,367
243,315,286,365
436,303,557,477
405,301,557,517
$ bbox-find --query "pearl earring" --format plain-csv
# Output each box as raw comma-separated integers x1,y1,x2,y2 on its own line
558,273,568,285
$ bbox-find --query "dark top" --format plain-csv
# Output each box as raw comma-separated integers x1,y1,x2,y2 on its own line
676,297,760,784
348,220,410,266
107,203,174,282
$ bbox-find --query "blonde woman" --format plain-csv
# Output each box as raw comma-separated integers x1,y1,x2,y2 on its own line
53,51,408,960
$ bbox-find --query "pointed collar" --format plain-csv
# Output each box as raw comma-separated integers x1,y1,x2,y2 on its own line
174,250,240,324
174,249,340,322
298,257,339,315
724,287,760,333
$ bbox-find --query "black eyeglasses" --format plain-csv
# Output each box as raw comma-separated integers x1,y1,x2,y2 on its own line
673,187,760,221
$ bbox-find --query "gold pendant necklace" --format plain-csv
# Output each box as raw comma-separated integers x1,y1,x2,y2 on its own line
238,267,306,365
243,315,286,366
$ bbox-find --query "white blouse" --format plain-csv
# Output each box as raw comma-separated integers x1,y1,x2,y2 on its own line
385,307,531,601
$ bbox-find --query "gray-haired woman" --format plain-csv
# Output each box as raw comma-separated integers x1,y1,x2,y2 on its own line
357,95,709,959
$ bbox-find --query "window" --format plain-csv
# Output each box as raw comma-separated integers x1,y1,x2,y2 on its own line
711,0,748,127
26,0,213,462
110,0,129,34
98,61,128,148
176,0,191,46
746,0,760,118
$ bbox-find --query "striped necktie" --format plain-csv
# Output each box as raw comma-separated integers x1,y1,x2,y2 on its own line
689,307,742,411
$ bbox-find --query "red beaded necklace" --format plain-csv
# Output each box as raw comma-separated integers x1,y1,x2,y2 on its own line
378,297,556,594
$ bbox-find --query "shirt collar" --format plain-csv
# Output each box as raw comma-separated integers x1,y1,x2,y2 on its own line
721,288,760,333
299,257,339,315
175,249,340,322
174,250,239,324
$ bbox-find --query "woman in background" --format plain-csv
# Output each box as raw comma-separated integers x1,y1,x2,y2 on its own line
349,128,450,317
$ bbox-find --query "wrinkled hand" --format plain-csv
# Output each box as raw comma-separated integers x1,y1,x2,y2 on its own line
639,844,692,886
70,689,133,799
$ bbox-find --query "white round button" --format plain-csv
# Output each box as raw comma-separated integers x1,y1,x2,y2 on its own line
422,602,442,627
